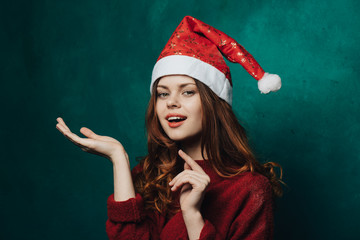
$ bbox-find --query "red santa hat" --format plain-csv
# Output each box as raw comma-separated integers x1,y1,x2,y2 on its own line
151,16,281,105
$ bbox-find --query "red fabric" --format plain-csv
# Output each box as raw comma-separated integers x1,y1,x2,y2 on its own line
106,160,274,240
158,16,265,84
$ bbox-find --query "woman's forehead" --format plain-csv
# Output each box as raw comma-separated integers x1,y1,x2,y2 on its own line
157,75,195,87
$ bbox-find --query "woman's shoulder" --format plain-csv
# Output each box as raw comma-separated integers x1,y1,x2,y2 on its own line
226,171,272,196
237,171,270,185
206,170,273,208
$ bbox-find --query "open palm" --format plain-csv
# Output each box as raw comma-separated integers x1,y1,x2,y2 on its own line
56,117,127,162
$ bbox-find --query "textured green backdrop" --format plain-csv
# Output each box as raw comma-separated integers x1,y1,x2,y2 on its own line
1,0,359,239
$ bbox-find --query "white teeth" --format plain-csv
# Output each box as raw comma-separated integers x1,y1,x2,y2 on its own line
168,116,185,121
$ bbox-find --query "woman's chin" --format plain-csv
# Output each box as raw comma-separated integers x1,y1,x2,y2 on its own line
168,133,202,145
167,134,186,142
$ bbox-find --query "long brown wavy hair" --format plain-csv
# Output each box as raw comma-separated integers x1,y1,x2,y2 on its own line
133,77,285,217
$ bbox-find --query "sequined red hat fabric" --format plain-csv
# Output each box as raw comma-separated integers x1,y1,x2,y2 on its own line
151,16,281,105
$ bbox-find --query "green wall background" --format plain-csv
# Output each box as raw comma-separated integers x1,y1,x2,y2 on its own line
1,0,359,239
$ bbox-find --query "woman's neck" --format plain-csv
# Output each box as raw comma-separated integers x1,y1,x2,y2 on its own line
180,137,208,161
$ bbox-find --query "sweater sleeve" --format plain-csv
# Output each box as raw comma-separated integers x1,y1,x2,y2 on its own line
106,163,161,240
198,176,274,240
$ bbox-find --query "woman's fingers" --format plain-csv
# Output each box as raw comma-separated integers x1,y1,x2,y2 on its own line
170,170,208,185
56,117,96,147
56,120,93,149
170,173,208,192
184,162,191,170
80,127,99,139
56,118,98,141
169,170,210,191
65,131,91,149
80,126,121,144
178,150,205,173
56,120,70,137
56,117,70,131
169,150,210,192
56,117,127,162
170,171,205,185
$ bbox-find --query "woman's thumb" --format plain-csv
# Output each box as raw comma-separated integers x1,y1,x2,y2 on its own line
80,127,98,139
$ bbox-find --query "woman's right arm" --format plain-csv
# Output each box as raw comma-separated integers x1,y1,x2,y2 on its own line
111,152,135,201
106,162,155,240
56,117,136,201
56,117,161,240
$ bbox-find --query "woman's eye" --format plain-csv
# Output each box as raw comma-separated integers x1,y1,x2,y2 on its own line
157,92,169,98
183,90,195,96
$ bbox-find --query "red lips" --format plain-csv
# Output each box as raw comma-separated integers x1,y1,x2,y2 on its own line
166,113,187,128
165,113,187,120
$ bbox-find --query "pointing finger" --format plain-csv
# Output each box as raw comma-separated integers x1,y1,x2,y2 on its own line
184,162,191,170
178,150,205,173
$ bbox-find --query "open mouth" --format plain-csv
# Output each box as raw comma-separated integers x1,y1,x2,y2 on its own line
166,115,187,128
167,116,187,122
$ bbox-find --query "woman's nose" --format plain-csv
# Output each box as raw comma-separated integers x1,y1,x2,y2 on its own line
167,94,180,108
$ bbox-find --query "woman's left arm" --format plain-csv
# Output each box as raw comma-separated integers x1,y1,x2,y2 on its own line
195,176,274,240
170,150,274,240
169,150,210,240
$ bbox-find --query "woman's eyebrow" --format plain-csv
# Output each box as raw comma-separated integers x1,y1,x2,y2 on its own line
157,83,196,89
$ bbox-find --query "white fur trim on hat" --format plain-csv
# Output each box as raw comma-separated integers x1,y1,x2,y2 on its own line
151,55,233,105
257,72,282,94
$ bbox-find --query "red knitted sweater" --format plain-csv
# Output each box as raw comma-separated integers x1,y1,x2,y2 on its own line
106,160,274,240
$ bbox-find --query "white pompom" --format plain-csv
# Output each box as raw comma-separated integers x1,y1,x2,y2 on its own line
257,72,282,94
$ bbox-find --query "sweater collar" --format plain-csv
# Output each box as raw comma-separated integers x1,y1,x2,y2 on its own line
193,159,223,183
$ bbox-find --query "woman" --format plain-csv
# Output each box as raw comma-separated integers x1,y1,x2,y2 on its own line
56,16,284,239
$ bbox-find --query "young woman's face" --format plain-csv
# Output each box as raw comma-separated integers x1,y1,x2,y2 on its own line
155,75,202,142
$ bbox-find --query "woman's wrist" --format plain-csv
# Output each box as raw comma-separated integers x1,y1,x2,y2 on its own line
110,150,130,167
182,208,201,217
112,159,135,201
182,210,205,240
182,209,203,223
110,149,135,201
